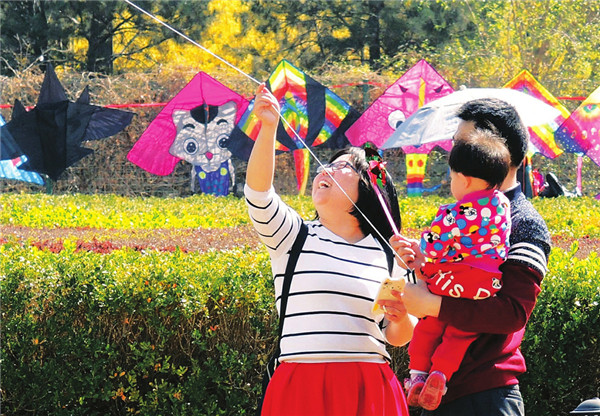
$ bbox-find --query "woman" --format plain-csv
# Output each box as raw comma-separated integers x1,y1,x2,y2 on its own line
246,83,415,416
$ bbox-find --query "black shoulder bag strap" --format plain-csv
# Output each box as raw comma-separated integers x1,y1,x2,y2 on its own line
257,221,308,414
381,238,395,274
276,221,308,351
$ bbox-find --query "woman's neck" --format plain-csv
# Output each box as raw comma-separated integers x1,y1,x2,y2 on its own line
319,213,365,244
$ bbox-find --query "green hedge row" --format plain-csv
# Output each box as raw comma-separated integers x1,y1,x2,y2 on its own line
1,244,274,415
521,243,600,415
1,243,598,415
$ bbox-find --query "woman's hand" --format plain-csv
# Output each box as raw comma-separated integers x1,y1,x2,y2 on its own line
380,289,417,346
378,289,408,323
245,84,281,192
251,83,280,128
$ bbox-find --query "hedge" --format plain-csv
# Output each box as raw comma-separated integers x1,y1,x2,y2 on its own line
1,245,274,415
1,241,598,415
521,244,600,415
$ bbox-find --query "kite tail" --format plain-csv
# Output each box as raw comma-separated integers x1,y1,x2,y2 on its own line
293,148,310,195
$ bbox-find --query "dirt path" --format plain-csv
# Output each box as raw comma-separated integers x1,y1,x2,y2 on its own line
1,225,598,259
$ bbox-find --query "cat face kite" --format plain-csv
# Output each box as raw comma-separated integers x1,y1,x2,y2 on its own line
127,72,249,196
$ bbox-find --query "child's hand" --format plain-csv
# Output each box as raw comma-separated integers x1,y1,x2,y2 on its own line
389,234,422,270
251,83,280,128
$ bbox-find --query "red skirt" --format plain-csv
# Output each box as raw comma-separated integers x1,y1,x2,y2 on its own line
261,361,409,416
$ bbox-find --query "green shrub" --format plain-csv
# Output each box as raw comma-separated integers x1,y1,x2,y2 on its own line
0,193,252,229
2,192,600,415
1,244,275,415
532,196,600,238
3,242,598,415
3,193,599,238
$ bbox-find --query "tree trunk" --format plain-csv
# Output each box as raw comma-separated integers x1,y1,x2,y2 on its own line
31,1,49,59
86,4,114,74
366,0,384,69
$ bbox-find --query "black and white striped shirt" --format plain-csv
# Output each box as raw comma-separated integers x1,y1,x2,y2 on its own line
245,184,397,363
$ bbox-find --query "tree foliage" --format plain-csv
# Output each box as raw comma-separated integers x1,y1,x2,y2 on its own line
248,0,477,72
0,0,208,75
1,0,598,97
428,0,600,97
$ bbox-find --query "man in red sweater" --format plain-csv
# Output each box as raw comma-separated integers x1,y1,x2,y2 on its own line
395,98,551,415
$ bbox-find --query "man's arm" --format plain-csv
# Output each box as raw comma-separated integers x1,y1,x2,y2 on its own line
403,259,544,334
437,262,542,333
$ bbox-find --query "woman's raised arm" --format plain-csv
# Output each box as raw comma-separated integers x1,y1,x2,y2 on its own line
246,83,281,192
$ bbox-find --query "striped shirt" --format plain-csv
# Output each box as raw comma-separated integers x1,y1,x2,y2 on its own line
245,184,397,364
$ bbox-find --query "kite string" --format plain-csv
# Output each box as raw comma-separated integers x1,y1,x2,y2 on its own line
123,0,412,272
275,115,413,272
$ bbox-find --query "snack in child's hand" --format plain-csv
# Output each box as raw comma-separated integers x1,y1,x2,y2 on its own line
373,277,406,314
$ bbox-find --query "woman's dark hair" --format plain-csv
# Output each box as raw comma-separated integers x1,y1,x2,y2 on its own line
449,129,511,189
457,98,528,168
324,147,401,244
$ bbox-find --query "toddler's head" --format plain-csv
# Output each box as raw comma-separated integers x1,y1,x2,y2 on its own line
449,129,511,200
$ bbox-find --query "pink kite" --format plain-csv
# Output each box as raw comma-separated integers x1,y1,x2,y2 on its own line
127,72,249,176
346,59,454,149
346,59,454,196
555,85,600,168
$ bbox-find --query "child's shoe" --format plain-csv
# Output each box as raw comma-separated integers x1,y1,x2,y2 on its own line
404,373,427,407
418,371,447,410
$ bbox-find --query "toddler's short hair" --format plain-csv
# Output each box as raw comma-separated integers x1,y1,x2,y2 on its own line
449,129,511,189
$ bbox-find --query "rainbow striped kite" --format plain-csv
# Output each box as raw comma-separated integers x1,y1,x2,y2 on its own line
504,70,568,159
227,60,359,193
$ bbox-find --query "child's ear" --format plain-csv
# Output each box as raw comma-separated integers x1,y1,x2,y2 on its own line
172,110,188,128
456,172,471,189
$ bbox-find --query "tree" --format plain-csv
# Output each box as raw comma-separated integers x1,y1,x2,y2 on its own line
0,1,73,75
428,0,600,98
246,0,477,73
0,0,209,75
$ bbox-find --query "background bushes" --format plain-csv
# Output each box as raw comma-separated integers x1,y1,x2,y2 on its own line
1,245,274,415
2,242,599,415
521,247,600,415
2,194,599,414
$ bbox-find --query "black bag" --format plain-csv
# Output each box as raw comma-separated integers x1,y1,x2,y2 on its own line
256,222,308,415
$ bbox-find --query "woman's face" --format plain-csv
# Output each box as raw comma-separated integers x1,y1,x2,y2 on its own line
312,154,360,217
